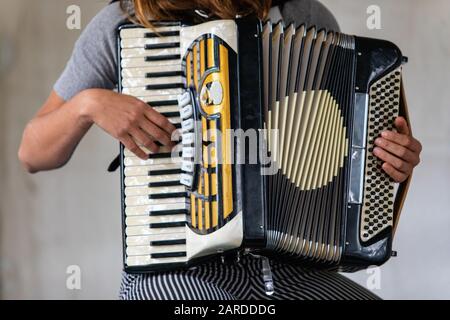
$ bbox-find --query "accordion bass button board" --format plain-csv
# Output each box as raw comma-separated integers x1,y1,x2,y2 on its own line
117,17,410,273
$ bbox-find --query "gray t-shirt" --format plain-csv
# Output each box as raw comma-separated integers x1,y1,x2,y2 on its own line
54,0,339,101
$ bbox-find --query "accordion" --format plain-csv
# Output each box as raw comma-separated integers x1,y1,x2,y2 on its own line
117,17,411,273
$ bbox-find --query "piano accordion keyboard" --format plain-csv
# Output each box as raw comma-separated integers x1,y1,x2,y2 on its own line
120,24,188,268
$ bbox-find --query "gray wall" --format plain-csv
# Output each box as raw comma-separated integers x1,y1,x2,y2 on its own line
0,0,449,299
0,0,121,299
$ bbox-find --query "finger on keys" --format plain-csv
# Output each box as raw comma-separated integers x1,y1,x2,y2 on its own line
129,128,160,154
122,136,148,160
381,117,421,152
139,118,173,147
381,162,408,183
145,107,177,136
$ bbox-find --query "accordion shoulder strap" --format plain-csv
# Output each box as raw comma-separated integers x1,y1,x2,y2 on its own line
393,80,412,235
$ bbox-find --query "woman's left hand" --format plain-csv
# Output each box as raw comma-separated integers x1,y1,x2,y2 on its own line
373,116,422,183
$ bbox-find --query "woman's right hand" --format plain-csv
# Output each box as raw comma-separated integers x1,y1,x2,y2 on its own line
80,89,177,160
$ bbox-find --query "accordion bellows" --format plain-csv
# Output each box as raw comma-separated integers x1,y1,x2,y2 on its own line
117,17,411,273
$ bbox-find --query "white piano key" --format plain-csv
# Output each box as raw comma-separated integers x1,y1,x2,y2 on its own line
121,36,180,49
126,196,186,207
125,185,186,197
124,156,181,167
120,26,181,39
182,119,194,132
122,64,181,79
168,117,182,124
121,47,180,59
127,245,186,256
121,58,180,69
148,186,186,195
125,163,182,177
124,145,174,157
182,147,195,158
125,202,188,216
137,94,180,103
182,133,195,145
178,91,191,108
126,225,185,236
126,255,187,267
122,86,183,97
126,214,186,227
153,105,180,114
122,76,183,88
124,167,150,177
182,161,194,173
124,147,152,157
127,244,186,256
124,174,182,187
180,174,193,187
126,232,186,246
180,105,193,119
125,186,148,197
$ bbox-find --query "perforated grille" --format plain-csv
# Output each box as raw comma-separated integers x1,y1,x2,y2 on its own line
361,67,402,242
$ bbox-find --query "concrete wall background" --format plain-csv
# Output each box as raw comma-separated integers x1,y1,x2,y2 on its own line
0,0,448,299
0,0,121,299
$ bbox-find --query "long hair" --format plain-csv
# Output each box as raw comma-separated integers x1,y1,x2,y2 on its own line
119,0,272,28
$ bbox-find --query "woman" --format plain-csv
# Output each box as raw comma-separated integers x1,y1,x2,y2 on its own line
18,0,422,300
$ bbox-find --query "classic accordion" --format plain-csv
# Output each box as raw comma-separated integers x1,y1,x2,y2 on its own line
117,17,411,273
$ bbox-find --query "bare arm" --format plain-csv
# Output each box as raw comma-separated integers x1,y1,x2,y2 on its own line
18,89,176,173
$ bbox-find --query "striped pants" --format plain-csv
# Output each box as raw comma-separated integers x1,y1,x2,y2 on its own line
119,255,379,300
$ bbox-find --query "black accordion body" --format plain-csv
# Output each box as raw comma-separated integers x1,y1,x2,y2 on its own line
117,17,411,273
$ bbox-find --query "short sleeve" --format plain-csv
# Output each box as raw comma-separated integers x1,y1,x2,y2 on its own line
280,0,340,32
54,3,127,101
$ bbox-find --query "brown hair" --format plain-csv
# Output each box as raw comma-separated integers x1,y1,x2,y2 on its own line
120,0,272,28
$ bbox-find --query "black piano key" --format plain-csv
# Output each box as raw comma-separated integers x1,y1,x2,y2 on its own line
145,31,180,38
148,181,182,188
146,71,183,78
160,112,181,118
148,169,183,176
145,55,181,62
146,83,184,90
147,100,178,107
145,42,180,50
151,252,187,259
149,192,188,200
149,209,188,216
174,123,182,129
148,152,175,159
149,221,186,229
150,239,186,246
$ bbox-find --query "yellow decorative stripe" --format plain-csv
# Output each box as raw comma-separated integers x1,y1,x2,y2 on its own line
191,193,196,228
186,51,192,87
211,173,218,196
198,175,203,230
193,44,199,91
204,171,210,230
207,38,215,68
212,201,219,228
218,44,233,219
200,39,206,75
